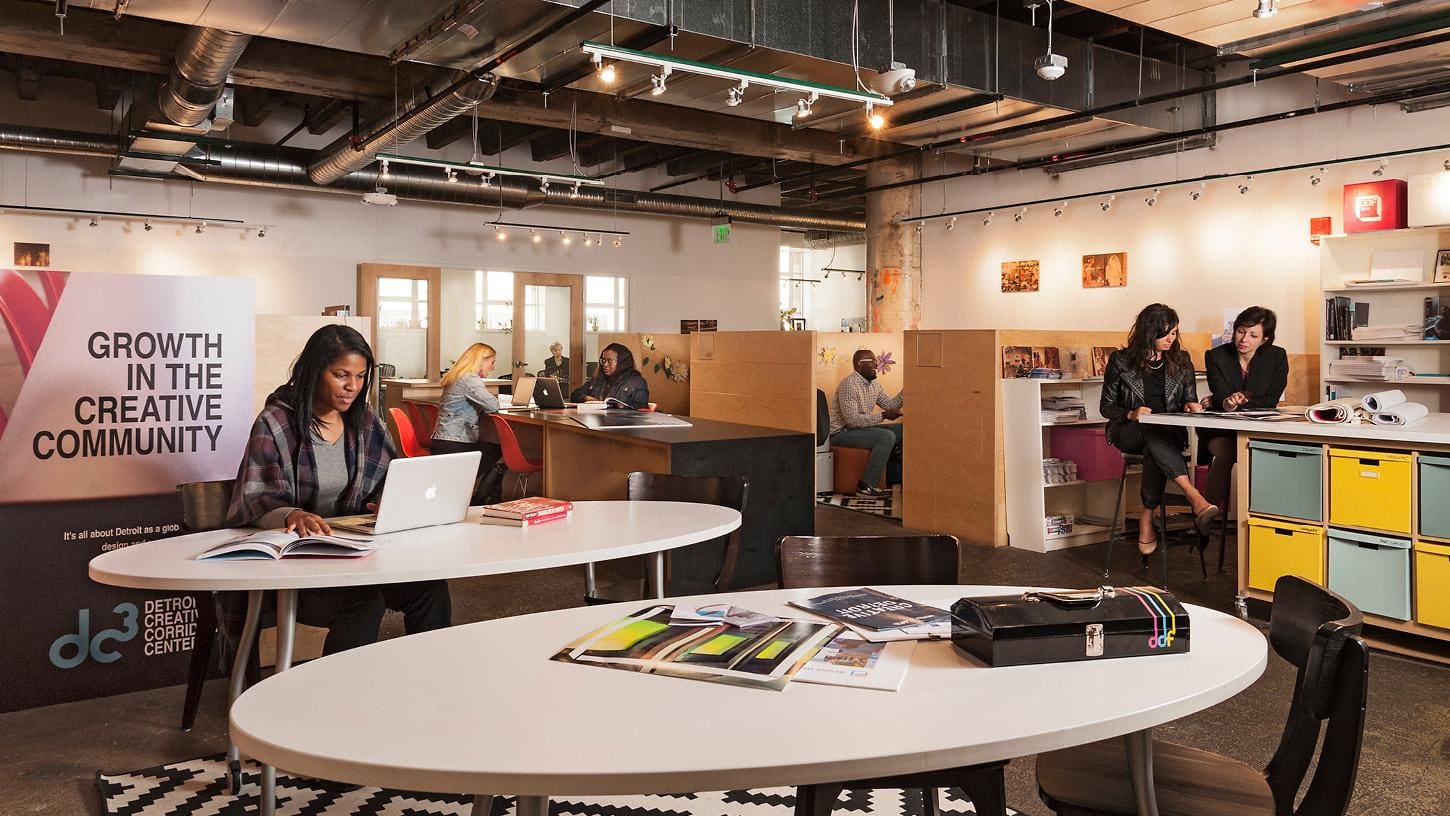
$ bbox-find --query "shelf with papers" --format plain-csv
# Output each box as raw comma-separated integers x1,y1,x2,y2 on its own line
1040,419,1108,427
1044,480,1087,488
1324,376,1450,386
1324,339,1447,345
1324,283,1450,294
1045,523,1112,542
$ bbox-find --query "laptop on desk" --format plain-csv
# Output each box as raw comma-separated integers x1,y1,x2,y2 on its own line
532,376,571,409
328,451,480,535
499,376,537,410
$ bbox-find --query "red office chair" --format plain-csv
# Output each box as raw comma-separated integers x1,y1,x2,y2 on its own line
490,413,543,498
417,401,440,440
388,406,430,458
402,400,431,452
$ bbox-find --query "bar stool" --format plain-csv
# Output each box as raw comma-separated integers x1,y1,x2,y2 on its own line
1102,453,1209,587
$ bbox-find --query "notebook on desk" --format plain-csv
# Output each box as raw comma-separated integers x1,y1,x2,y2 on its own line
328,451,480,535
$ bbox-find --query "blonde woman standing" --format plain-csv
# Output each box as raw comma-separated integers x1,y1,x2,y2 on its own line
432,342,505,503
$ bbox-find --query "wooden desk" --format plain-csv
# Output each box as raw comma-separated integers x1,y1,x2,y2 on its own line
496,411,815,588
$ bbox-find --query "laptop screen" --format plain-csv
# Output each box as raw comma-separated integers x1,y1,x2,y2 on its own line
511,376,537,407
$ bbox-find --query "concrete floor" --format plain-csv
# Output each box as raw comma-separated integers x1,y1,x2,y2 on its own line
1,505,1446,815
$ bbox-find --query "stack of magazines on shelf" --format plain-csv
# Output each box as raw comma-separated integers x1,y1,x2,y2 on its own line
1326,357,1415,381
1045,513,1074,536
1042,458,1079,484
479,497,573,527
1351,325,1418,341
1024,368,1064,379
1040,395,1086,423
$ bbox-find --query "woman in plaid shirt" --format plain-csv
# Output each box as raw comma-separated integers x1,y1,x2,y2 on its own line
225,325,450,654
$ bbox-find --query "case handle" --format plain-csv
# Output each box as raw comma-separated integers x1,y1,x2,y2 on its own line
1020,587,1113,609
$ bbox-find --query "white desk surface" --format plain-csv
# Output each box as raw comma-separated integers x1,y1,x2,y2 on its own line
230,585,1266,796
88,501,740,592
1141,411,1450,446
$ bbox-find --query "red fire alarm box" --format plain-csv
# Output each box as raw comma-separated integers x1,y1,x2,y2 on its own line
1309,216,1332,244
1343,179,1407,233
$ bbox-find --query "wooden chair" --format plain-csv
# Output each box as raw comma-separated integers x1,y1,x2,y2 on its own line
630,472,748,596
490,413,543,498
1036,575,1368,816
388,406,431,458
775,535,1008,816
402,400,431,452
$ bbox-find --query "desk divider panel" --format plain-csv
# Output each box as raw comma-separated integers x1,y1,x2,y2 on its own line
689,331,815,434
812,332,905,436
598,332,691,415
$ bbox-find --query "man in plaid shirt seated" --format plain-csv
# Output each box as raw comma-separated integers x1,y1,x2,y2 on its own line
828,350,904,496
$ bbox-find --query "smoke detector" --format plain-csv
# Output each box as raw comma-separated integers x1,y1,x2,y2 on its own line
362,189,398,206
1035,53,1068,81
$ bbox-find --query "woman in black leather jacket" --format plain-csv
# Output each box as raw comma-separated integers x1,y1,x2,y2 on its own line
1101,304,1219,556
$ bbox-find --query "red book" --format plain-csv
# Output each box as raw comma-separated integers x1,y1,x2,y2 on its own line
478,509,571,527
481,497,573,520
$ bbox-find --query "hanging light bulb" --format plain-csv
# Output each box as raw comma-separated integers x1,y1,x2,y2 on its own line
561,231,572,246
1053,202,1067,217
649,66,671,96
531,229,541,244
592,53,616,84
495,225,507,241
866,102,885,130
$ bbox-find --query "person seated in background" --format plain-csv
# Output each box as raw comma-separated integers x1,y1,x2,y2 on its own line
570,342,650,407
542,341,569,382
432,342,506,504
1200,306,1288,511
1100,304,1218,557
226,324,450,654
828,350,903,497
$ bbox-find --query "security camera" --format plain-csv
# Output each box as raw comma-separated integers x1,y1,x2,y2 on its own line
1035,53,1068,81
871,62,917,96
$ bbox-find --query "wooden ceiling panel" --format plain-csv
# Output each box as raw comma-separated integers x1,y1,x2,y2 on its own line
1069,0,1346,47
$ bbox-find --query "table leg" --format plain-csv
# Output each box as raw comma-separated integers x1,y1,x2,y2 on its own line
646,551,665,599
225,590,264,795
1123,728,1160,816
470,794,495,816
259,589,298,816
516,795,550,816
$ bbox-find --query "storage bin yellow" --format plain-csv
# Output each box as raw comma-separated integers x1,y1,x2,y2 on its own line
1328,447,1412,534
1415,540,1450,630
1247,517,1325,592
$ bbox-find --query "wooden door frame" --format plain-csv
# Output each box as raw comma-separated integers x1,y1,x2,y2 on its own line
357,263,442,380
512,272,585,393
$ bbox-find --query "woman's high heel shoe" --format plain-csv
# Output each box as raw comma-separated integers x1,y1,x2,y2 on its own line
1137,535,1159,556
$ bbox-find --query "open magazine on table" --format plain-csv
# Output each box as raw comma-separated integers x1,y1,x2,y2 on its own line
196,529,377,561
788,587,952,642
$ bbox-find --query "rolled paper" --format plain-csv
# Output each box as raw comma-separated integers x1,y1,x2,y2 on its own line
1306,398,1363,424
1361,389,1406,412
1371,402,1429,426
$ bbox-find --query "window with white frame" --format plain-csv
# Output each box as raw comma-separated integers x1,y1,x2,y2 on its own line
476,271,627,334
378,277,428,328
585,275,628,333
475,270,514,330
779,246,810,324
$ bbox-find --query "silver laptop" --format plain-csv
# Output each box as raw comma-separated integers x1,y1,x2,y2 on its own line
329,451,480,535
533,376,570,409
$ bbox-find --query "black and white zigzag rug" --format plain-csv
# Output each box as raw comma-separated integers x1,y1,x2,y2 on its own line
99,754,1017,816
818,493,895,518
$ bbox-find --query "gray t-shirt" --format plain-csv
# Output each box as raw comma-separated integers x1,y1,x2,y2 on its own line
256,431,350,528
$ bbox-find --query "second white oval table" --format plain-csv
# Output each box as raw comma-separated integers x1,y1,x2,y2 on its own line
231,584,1267,816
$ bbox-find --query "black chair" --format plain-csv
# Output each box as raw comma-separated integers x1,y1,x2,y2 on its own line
1036,575,1368,816
585,473,749,602
815,388,830,447
1102,453,1209,587
176,479,251,731
776,535,1008,816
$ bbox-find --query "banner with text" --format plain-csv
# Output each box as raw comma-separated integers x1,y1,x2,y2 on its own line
0,270,254,711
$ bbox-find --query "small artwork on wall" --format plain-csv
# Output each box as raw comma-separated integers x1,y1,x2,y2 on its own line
1082,252,1128,288
1002,345,1033,378
13,242,50,267
1000,260,1040,293
1436,250,1450,283
1033,346,1060,371
1091,346,1114,377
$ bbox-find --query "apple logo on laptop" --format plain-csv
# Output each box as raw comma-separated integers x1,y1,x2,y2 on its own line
425,483,438,500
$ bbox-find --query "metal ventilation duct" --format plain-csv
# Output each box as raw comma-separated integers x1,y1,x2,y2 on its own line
307,72,499,185
158,28,253,128
0,125,863,232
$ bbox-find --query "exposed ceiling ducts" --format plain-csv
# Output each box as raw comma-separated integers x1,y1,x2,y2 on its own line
157,27,251,128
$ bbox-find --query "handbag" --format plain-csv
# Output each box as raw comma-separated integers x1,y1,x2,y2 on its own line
951,586,1191,667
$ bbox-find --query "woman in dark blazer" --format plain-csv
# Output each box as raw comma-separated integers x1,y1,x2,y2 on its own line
1101,303,1219,556
1200,306,1289,510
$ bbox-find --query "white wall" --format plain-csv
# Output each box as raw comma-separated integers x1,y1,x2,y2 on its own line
919,74,1450,354
0,76,783,335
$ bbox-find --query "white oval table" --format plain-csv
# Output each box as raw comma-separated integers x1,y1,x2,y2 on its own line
90,500,741,815
230,585,1267,816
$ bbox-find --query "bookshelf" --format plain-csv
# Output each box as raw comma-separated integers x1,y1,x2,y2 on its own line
1320,226,1450,411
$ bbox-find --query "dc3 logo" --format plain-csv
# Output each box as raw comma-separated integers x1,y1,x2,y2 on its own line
49,603,139,669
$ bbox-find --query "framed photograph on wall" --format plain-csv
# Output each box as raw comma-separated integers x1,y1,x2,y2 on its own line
1000,259,1040,293
1082,252,1128,288
13,242,50,267
791,317,807,331
1436,250,1450,283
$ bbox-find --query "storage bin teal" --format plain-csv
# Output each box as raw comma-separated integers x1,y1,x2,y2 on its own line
1249,440,1323,521
1327,527,1411,621
1420,454,1450,539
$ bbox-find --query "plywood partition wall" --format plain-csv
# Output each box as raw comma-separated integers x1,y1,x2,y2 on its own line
1286,353,1321,406
812,333,904,429
253,315,371,415
598,332,691,415
690,331,815,433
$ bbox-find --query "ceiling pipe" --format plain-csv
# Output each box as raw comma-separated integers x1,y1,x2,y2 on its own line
0,124,863,232
308,0,610,186
157,27,252,127
737,27,1450,194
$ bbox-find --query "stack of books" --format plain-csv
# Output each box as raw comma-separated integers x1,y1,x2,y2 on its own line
480,497,573,527
1042,458,1079,484
1045,513,1074,536
1040,395,1086,423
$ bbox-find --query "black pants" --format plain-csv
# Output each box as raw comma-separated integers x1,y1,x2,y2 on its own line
430,437,505,505
298,581,452,655
1114,422,1188,510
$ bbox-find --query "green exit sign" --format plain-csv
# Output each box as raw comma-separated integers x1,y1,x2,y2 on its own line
713,223,731,244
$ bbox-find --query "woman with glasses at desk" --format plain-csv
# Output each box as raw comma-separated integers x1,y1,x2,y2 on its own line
1100,303,1219,558
570,342,650,408
225,325,451,654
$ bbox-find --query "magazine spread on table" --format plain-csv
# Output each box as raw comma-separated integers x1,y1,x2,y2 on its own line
788,587,953,641
196,530,377,561
552,604,841,691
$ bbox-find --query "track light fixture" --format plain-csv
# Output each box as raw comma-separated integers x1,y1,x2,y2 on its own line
487,220,629,247
495,225,507,241
591,52,616,84
1444,159,1450,171
1100,195,1114,212
376,154,603,195
1145,188,1160,207
1253,0,1278,19
570,182,582,198
1053,202,1066,217
143,219,153,231
2,204,248,233
613,237,622,247
1014,207,1026,223
445,168,458,183
1239,177,1252,195
1190,182,1205,201
1373,159,1388,177
560,231,571,245
649,66,671,96
945,215,957,231
380,159,390,179
257,227,267,238
867,102,885,130
795,92,819,120
88,216,98,228
726,81,748,107
195,222,206,234
982,211,994,226
531,229,541,243
1310,167,1324,186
